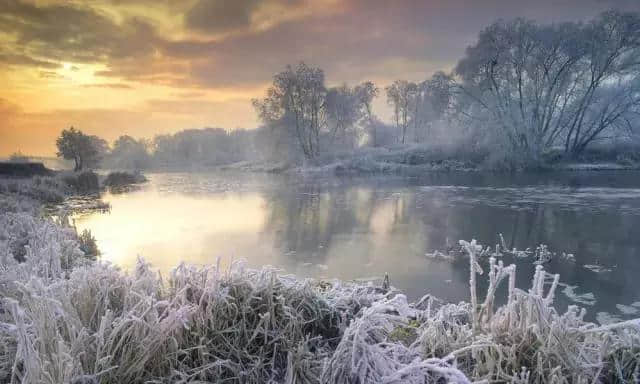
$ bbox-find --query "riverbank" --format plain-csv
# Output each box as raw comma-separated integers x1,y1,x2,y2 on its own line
1,176,639,382
217,145,640,176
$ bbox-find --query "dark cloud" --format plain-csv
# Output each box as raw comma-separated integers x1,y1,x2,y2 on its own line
166,0,640,88
183,0,305,34
0,0,158,64
184,0,259,34
4,0,640,90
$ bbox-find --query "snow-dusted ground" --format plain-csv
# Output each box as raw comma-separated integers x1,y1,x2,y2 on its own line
217,144,640,176
220,145,479,176
1,177,640,383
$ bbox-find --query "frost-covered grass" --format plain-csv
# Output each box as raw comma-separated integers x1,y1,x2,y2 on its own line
220,145,481,175
0,171,103,207
1,185,640,383
0,176,69,205
282,145,480,176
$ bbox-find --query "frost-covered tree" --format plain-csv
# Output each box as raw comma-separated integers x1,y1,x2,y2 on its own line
151,128,248,167
325,82,380,148
386,80,417,144
326,84,362,144
456,10,640,161
55,127,107,171
107,135,152,169
425,71,454,122
354,81,380,145
253,63,327,159
385,75,452,144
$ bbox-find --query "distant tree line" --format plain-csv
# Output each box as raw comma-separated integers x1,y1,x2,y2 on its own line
54,127,257,171
54,10,640,171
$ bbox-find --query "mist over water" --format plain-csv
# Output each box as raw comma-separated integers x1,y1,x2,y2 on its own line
73,171,640,322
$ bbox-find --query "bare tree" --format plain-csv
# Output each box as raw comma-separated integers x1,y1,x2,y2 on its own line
413,72,455,143
326,84,361,144
386,80,417,144
426,71,454,122
354,81,379,145
253,63,327,159
456,10,640,161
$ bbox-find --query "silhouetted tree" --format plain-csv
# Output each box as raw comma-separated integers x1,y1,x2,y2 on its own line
56,127,106,171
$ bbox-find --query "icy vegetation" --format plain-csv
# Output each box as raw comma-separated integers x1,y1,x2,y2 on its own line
1,180,639,383
102,171,147,189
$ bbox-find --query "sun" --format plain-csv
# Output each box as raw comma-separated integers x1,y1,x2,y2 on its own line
62,62,72,70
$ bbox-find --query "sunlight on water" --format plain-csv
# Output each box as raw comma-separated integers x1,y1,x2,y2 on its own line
74,189,273,271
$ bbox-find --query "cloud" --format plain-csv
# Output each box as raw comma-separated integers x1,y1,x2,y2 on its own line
183,0,310,35
4,0,639,90
185,0,259,34
82,83,133,89
0,0,159,65
0,52,58,68
164,0,640,89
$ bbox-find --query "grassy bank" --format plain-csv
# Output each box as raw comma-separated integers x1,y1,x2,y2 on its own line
1,179,639,383
220,144,640,176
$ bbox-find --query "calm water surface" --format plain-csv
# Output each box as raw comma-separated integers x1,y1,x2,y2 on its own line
73,171,640,323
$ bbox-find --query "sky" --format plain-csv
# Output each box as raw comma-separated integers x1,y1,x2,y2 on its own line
2,0,640,156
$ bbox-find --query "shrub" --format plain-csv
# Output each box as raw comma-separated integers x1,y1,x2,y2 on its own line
77,229,99,259
61,170,100,194
102,171,147,189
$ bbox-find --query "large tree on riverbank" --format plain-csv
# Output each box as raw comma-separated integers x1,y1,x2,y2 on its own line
456,10,640,161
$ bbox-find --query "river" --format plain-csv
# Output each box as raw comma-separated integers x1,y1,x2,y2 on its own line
73,170,640,323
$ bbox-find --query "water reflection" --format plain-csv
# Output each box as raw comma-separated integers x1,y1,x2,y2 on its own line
73,171,640,322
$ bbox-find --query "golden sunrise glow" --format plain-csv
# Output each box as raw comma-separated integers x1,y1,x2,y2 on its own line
73,190,269,271
2,0,636,156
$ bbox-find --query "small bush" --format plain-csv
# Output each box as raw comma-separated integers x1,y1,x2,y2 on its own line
77,229,99,259
102,171,147,189
61,170,100,194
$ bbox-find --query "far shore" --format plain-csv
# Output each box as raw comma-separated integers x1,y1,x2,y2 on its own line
2,155,640,181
